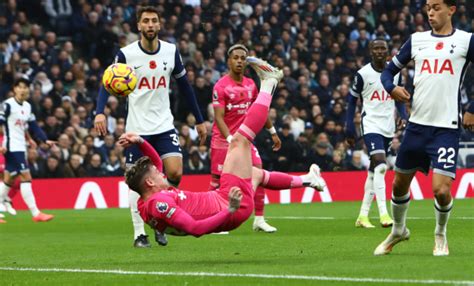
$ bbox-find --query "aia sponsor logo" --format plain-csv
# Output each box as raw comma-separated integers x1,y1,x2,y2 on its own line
370,90,391,101
138,76,167,89
420,59,453,75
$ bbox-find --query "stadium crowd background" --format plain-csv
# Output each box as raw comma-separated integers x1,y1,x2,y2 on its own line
0,0,473,178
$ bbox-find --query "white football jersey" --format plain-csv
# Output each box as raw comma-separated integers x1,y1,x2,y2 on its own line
351,63,401,138
0,98,35,152
392,29,474,129
116,40,186,135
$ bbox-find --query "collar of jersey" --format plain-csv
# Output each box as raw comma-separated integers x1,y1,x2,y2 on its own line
138,40,161,55
430,28,456,38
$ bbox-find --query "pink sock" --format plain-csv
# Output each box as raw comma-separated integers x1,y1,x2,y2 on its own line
254,186,265,216
237,92,272,141
261,170,303,190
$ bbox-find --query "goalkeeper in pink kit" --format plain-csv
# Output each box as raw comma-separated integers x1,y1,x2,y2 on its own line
121,58,327,237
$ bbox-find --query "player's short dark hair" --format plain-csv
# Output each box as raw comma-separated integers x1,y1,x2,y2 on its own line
13,77,30,87
125,156,153,194
443,0,457,7
227,44,249,57
370,38,388,48
136,6,160,22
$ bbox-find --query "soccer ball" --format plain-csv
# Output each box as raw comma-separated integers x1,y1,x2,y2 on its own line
102,63,138,97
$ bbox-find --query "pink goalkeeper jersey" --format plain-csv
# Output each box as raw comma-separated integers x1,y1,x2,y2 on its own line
138,187,228,236
211,74,258,149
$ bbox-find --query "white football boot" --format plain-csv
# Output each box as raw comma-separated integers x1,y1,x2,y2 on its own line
374,228,410,255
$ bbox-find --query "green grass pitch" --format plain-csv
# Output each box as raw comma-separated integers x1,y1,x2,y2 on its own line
0,199,473,286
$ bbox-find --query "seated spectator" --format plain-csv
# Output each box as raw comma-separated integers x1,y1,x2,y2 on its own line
40,155,65,178
346,150,366,171
104,151,124,177
184,147,209,174
64,154,87,178
85,153,106,177
310,141,332,171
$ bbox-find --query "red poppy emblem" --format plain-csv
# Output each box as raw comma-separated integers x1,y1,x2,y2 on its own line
435,42,444,50
149,60,157,69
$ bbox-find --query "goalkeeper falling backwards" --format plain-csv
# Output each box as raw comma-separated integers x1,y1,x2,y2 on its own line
120,57,327,238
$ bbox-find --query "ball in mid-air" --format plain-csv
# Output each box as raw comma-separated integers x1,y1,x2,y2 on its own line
102,63,137,97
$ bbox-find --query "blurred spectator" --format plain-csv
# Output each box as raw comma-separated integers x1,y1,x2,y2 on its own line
85,153,106,177
64,154,87,178
40,155,65,178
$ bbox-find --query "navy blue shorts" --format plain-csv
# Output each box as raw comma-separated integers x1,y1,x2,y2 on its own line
125,129,182,165
395,122,460,179
363,133,392,156
4,151,29,176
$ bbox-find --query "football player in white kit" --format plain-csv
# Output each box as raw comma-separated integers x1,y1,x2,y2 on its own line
375,0,474,256
346,39,407,229
0,78,56,222
94,6,207,248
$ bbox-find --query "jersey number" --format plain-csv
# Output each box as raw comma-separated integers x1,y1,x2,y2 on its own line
437,147,455,165
170,134,179,146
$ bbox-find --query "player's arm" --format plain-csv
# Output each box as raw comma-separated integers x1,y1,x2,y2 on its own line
172,48,206,145
264,118,281,151
27,115,55,147
118,132,163,172
212,83,232,142
462,34,474,131
394,74,408,130
381,37,412,102
345,73,362,147
0,102,8,153
152,189,241,237
94,50,126,136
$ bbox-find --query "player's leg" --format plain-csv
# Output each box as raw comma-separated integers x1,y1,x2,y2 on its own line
125,143,151,248
252,164,326,192
372,152,392,227
374,124,429,255
18,170,54,222
428,128,459,256
153,130,186,246
356,170,375,228
222,57,282,178
432,174,453,256
0,171,17,215
218,58,282,229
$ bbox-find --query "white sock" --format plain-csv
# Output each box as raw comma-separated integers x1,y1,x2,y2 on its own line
359,171,374,217
129,190,146,239
0,182,12,201
391,192,410,236
434,198,453,236
373,164,388,216
254,215,264,223
20,182,40,217
260,79,278,95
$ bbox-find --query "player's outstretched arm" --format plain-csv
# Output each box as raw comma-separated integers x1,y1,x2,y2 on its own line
118,132,163,172
94,85,109,136
168,205,233,237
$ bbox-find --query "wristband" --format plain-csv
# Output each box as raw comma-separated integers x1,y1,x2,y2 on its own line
226,135,233,143
137,136,144,144
267,126,277,135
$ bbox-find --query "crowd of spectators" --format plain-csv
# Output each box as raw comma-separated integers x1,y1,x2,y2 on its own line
0,0,473,178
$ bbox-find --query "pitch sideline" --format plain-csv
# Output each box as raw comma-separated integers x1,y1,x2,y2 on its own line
0,267,473,285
